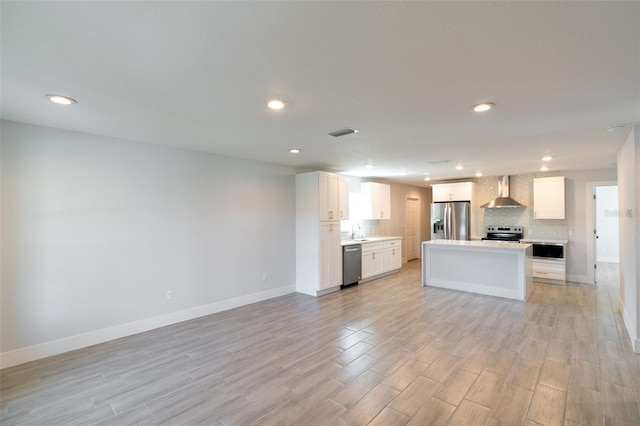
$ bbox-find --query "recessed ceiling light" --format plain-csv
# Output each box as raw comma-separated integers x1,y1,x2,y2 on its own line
267,99,286,110
424,177,431,181
541,156,552,161
607,125,624,132
365,164,375,169
46,94,76,105
472,102,494,112
540,166,549,172
289,148,301,154
456,165,464,170
475,172,483,177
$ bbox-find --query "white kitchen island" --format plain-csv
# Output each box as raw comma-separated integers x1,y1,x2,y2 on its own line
422,240,533,301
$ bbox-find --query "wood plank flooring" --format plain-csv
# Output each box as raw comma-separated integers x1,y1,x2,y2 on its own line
2,260,639,425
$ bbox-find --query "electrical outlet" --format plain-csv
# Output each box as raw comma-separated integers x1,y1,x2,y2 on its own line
262,273,268,282
166,290,174,300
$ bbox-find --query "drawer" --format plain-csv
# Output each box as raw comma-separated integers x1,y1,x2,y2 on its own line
532,259,565,273
533,270,565,281
383,239,401,249
362,243,383,253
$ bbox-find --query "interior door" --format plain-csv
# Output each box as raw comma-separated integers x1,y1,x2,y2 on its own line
406,198,419,260
594,185,620,284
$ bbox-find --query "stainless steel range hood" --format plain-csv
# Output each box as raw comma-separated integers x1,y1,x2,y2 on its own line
481,176,526,208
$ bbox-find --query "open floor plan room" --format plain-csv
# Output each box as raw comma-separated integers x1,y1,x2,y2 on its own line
1,261,638,425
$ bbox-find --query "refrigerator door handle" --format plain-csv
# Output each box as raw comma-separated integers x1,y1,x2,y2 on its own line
444,203,451,239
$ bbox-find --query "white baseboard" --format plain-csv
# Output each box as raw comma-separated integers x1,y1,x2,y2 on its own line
620,298,640,353
0,285,295,369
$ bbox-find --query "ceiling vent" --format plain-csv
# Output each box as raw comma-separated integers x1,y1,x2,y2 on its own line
481,176,526,209
329,128,358,137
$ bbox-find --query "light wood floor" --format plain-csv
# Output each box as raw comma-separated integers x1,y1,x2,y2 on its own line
2,260,639,425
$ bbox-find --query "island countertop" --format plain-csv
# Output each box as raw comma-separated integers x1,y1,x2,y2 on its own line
422,240,533,301
423,239,531,250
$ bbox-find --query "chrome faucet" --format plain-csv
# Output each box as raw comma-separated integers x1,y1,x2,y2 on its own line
351,222,361,240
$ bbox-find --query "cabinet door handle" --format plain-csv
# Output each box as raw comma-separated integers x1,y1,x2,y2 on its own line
392,249,395,255
380,212,384,219
329,211,334,219
329,223,334,232
372,253,375,260
340,210,343,218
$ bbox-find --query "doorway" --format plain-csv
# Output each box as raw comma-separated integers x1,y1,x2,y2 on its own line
405,197,420,261
586,181,619,284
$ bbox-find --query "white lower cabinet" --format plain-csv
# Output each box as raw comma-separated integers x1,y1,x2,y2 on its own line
531,259,566,283
320,222,343,290
361,238,402,282
362,243,384,280
383,239,402,272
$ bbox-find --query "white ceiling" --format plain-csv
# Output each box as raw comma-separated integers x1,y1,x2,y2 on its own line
2,1,639,187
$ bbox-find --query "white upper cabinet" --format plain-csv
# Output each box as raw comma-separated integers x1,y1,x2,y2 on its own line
338,177,349,220
318,172,340,221
533,176,565,219
361,182,391,220
432,182,474,202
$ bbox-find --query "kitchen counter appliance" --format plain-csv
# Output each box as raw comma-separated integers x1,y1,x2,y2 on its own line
481,226,523,242
342,244,362,287
527,241,565,261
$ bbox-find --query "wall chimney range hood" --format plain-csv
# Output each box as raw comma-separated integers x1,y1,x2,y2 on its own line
481,176,526,209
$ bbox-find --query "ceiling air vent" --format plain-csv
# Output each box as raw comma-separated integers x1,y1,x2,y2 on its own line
329,128,358,137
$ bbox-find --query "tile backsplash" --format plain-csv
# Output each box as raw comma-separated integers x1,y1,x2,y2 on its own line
475,174,568,239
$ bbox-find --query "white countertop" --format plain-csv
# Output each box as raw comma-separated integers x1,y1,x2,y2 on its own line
520,238,568,244
423,239,530,250
341,236,402,246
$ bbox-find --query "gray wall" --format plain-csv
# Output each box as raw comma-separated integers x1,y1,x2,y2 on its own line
617,126,639,351
1,121,297,357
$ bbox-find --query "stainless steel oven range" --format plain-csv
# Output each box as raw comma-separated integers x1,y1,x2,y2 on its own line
481,226,523,242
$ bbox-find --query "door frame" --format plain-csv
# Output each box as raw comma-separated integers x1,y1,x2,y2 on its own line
585,180,617,284
405,197,421,261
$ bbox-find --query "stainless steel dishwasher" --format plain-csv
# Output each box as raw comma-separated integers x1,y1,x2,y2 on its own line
342,244,362,287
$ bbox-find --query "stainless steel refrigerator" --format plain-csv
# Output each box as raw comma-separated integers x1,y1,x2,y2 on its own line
431,202,471,240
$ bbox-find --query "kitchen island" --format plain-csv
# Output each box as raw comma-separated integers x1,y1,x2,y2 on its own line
422,240,533,301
